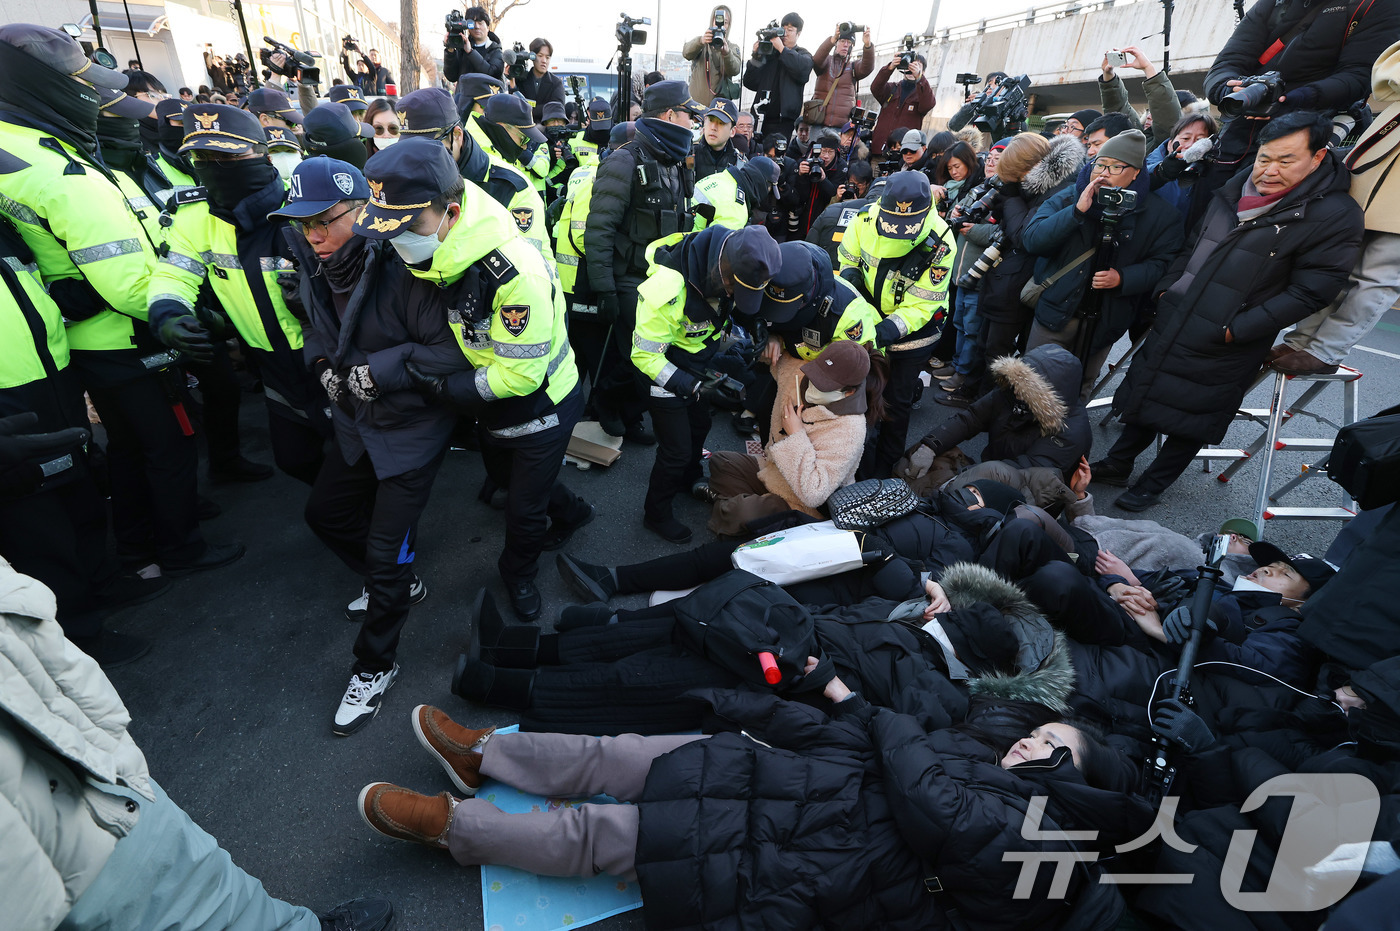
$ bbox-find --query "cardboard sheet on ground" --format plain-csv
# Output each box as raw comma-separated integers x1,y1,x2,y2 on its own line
478,726,642,931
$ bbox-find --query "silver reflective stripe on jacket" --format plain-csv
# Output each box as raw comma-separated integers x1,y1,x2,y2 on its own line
150,291,194,311
488,412,561,439
2,255,37,274
160,251,207,277
201,251,241,269
655,360,678,389
0,194,41,226
259,256,294,272
491,339,551,359
557,253,579,266
634,334,670,353
68,239,143,265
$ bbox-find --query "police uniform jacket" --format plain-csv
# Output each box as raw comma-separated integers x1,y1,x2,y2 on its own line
766,240,882,362
836,203,956,351
630,226,734,399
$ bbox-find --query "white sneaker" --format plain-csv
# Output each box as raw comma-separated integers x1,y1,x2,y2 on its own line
345,576,428,622
333,665,398,736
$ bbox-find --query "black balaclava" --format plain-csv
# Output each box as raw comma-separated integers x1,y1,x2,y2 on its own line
138,114,161,153
193,157,280,212
322,234,369,293
637,116,694,163
97,116,143,171
478,119,525,164
0,41,100,155
967,479,1025,517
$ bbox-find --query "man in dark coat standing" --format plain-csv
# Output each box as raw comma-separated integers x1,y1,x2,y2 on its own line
1096,112,1364,511
741,13,813,140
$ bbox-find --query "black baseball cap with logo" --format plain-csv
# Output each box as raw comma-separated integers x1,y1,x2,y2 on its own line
1247,542,1338,595
326,84,368,113
484,94,545,147
0,24,127,90
357,139,459,238
245,86,303,124
878,172,933,241
397,87,459,137
179,104,267,156
703,98,738,125
263,125,302,152
269,156,370,219
759,241,819,324
453,73,504,118
586,96,612,130
642,80,702,118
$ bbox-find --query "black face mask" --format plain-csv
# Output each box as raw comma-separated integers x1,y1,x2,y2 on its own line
158,116,185,151
0,41,100,155
138,114,161,153
97,116,143,171
193,157,281,211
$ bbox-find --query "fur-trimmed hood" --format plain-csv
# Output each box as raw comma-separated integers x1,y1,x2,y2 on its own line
988,344,1082,435
937,562,1075,712
1022,134,1087,198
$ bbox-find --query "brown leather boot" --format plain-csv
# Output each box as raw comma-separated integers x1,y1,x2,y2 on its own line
357,783,453,848
1265,343,1294,365
1271,349,1339,377
412,704,494,796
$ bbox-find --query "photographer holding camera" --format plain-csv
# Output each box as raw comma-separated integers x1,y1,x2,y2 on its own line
870,44,933,154
684,6,742,107
1099,112,1363,511
340,39,392,96
742,13,813,141
949,72,1031,139
1020,130,1182,401
509,38,565,123
805,23,875,130
784,130,843,238
1200,0,1400,205
1099,46,1184,150
443,6,504,82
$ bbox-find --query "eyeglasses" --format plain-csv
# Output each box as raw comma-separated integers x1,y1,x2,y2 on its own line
290,205,360,236
1091,159,1132,176
374,123,400,137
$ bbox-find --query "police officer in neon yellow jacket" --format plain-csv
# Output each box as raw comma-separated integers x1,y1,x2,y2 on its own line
470,89,551,194
631,224,781,544
362,140,592,623
692,156,780,231
0,24,235,577
836,171,956,477
395,87,552,264
147,104,329,485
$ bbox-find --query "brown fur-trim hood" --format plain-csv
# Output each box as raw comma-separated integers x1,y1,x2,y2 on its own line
988,344,1083,436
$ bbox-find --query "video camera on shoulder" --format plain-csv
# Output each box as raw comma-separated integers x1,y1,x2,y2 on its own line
756,20,784,59
617,13,651,49
445,10,470,49
505,41,535,81
837,22,866,41
970,73,1030,133
1096,185,1137,219
1219,71,1284,119
261,36,317,82
711,9,727,46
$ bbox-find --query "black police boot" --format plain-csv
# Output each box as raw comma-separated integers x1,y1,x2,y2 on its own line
452,656,536,709
506,580,541,622
555,553,618,603
643,515,692,545
541,500,595,551
319,895,396,931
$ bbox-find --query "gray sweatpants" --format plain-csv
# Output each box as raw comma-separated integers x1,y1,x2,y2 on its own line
447,731,705,880
1286,229,1400,365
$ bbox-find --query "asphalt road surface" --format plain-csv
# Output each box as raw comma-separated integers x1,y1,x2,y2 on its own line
103,310,1400,930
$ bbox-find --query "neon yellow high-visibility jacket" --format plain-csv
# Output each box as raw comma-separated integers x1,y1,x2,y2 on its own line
836,203,957,352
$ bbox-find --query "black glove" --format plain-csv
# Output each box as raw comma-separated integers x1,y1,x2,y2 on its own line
699,371,746,410
873,316,902,348
404,361,448,401
275,270,307,322
1161,605,1218,646
0,412,90,497
156,315,214,364
596,291,621,323
1151,698,1215,753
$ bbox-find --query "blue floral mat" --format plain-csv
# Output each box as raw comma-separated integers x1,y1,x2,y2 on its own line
478,727,643,931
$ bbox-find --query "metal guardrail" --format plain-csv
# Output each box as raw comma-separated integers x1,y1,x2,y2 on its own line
871,0,1145,54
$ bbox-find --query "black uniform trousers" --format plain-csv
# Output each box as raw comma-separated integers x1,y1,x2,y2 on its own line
478,386,587,585
565,306,619,413
305,442,447,674
1101,421,1202,496
74,356,205,568
863,342,936,479
591,284,648,425
644,392,712,522
184,339,245,471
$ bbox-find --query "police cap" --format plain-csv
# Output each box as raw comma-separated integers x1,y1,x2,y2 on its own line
245,86,304,124
154,97,187,128
269,156,369,219
702,98,738,125
357,139,458,239
643,80,702,118
263,125,302,153
397,87,458,137
326,84,368,113
720,225,782,317
759,241,819,324
878,172,932,241
540,100,567,124
484,94,545,146
0,24,126,90
454,73,504,111
98,85,154,120
586,96,612,130
304,101,373,151
179,104,267,156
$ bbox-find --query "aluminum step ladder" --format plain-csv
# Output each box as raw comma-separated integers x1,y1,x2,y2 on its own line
1197,366,1362,526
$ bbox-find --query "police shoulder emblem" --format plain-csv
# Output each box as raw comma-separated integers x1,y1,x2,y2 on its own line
844,321,863,341
930,266,950,284
499,304,530,337
511,206,534,232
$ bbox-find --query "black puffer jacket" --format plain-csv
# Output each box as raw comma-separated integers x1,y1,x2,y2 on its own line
692,137,744,181
1113,154,1363,442
635,688,1148,931
584,118,695,293
741,44,814,127
443,32,504,82
919,344,1092,478
981,135,1085,325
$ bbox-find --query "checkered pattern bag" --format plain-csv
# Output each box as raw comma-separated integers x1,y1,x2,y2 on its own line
828,478,919,530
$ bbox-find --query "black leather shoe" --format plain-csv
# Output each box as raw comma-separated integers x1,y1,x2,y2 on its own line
1115,488,1161,512
160,541,246,578
644,515,693,545
318,895,396,931
1089,459,1133,488
540,502,595,551
506,580,541,622
556,553,617,603
209,456,274,483
95,573,170,611
196,496,222,521
624,420,656,445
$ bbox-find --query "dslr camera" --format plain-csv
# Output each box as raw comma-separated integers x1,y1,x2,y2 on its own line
837,22,866,41
617,13,651,49
1220,71,1284,119
1096,185,1137,220
897,34,918,71
505,41,535,81
949,175,1005,227
805,143,826,176
710,9,727,47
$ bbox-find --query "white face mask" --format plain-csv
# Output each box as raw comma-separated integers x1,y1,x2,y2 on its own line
270,151,302,182
1232,576,1279,596
374,133,398,147
390,210,449,265
804,383,847,406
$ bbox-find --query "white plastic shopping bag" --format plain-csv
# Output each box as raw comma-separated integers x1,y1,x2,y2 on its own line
730,521,864,585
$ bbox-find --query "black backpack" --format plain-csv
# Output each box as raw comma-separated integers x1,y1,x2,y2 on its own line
671,570,832,692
